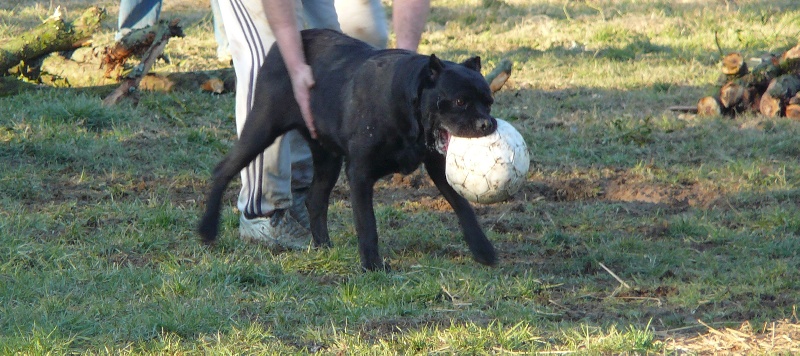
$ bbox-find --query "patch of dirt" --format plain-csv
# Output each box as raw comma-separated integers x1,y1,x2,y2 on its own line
603,175,720,209
106,251,155,268
539,178,602,201
356,169,724,238
617,286,678,299
524,172,722,209
30,170,209,210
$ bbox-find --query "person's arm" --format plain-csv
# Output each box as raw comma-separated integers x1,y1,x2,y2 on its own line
263,0,318,138
392,0,430,51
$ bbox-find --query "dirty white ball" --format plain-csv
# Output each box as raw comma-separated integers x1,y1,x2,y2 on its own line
445,118,530,204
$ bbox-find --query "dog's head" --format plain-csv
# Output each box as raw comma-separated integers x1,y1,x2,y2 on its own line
421,55,496,154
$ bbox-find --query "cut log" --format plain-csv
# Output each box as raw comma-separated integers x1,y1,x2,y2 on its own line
781,43,800,73
697,96,723,117
484,59,512,93
766,74,800,101
721,52,747,76
742,88,761,113
760,91,781,117
0,6,106,75
760,74,800,117
789,93,800,106
719,81,760,114
719,81,745,109
782,43,800,61
734,56,781,93
785,104,800,120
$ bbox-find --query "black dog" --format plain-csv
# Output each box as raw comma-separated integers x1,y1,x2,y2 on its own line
198,29,498,271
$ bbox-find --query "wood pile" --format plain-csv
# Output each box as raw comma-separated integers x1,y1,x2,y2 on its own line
695,44,800,119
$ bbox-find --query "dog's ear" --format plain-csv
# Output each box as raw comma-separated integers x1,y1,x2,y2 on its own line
428,54,444,81
461,56,482,73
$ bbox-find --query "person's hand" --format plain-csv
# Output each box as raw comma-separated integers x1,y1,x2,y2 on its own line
289,63,318,139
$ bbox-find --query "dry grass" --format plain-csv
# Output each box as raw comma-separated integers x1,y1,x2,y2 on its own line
668,318,800,355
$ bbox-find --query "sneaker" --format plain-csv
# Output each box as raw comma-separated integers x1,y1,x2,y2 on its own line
239,209,310,250
290,188,310,229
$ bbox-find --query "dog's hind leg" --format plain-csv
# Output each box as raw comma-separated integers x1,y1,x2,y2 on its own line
424,153,498,266
306,142,343,248
197,110,286,244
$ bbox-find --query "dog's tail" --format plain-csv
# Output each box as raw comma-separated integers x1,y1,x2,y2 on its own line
197,163,235,245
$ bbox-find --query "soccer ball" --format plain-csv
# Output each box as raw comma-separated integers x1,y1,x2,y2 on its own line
445,118,530,204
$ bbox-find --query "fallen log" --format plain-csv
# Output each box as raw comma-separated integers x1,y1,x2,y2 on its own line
138,69,235,93
101,19,185,78
0,6,105,75
102,19,185,106
37,47,118,87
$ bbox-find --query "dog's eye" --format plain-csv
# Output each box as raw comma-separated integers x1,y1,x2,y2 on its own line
454,99,466,107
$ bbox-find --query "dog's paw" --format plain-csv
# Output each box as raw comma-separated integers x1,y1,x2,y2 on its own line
361,260,391,272
473,250,498,267
312,239,333,248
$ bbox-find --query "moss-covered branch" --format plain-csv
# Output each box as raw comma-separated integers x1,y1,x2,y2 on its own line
0,6,105,75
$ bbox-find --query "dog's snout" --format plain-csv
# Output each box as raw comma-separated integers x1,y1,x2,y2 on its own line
477,117,496,133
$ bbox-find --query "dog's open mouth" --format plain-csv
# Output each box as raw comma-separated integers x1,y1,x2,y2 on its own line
433,118,497,155
435,128,451,155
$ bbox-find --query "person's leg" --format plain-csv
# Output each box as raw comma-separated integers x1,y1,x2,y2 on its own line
217,0,309,247
392,0,429,51
210,0,232,63
282,0,341,227
334,0,388,48
117,0,162,40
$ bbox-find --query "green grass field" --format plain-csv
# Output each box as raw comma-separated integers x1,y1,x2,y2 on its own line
2,0,799,354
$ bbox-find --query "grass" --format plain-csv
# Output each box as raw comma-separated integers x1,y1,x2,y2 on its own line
2,0,800,354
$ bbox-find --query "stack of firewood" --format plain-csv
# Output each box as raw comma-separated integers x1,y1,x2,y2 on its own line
695,44,800,119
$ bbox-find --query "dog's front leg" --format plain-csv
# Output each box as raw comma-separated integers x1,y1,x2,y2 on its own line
346,167,387,271
306,143,344,248
424,153,498,266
